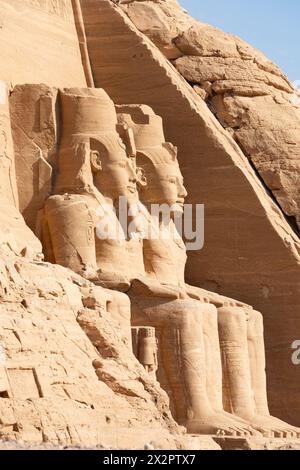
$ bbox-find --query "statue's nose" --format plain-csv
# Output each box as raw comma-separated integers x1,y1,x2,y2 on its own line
178,180,187,198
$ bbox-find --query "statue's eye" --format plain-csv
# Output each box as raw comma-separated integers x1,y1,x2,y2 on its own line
118,162,127,168
168,177,177,184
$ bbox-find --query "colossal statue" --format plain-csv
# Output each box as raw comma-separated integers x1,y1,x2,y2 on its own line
117,104,300,438
42,86,299,438
42,88,143,343
43,88,141,280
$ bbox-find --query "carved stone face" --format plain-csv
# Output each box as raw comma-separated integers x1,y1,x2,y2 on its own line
57,89,139,202
90,134,138,202
137,144,187,212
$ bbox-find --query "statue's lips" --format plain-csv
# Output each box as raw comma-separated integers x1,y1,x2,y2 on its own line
176,199,185,207
127,185,137,194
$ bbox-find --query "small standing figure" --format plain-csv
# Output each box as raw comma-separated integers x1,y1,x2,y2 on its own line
132,327,158,379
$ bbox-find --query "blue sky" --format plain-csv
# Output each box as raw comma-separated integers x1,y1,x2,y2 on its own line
179,0,300,81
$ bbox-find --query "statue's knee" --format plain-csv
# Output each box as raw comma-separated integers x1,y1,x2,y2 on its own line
218,306,246,328
109,291,131,320
247,309,264,336
202,303,218,319
248,309,263,323
174,299,208,328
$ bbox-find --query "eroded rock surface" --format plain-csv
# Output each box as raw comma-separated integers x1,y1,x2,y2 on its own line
0,246,180,447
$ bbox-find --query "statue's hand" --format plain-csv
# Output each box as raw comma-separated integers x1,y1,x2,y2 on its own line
222,299,248,308
185,283,251,308
96,269,131,292
184,284,211,303
130,277,184,300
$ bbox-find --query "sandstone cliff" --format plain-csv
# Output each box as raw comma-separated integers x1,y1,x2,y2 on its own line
0,0,299,448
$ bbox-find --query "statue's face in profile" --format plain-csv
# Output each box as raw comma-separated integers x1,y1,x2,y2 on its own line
138,143,187,213
90,133,137,201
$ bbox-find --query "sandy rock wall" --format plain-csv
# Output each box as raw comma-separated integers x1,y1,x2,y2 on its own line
0,247,181,447
0,0,86,87
80,0,300,424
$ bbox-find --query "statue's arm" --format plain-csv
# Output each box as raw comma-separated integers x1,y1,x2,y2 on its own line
130,276,188,300
185,283,251,308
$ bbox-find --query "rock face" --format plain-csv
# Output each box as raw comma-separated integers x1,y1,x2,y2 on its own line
0,0,300,449
173,23,300,234
0,0,86,87
0,250,179,447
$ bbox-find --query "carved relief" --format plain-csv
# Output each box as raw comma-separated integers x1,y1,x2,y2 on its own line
10,84,56,233
132,327,158,378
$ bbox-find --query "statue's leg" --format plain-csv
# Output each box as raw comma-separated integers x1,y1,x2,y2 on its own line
202,305,258,435
45,195,98,278
247,309,300,437
218,307,300,437
37,208,55,264
131,298,212,423
131,297,254,436
202,305,223,412
247,309,269,416
218,306,255,419
171,301,212,426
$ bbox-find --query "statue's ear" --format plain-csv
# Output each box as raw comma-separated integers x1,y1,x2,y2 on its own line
136,167,147,187
136,150,150,188
90,150,102,173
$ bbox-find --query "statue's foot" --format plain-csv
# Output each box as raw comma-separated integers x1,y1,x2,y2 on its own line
185,412,255,437
241,414,300,438
258,415,300,438
216,411,262,436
